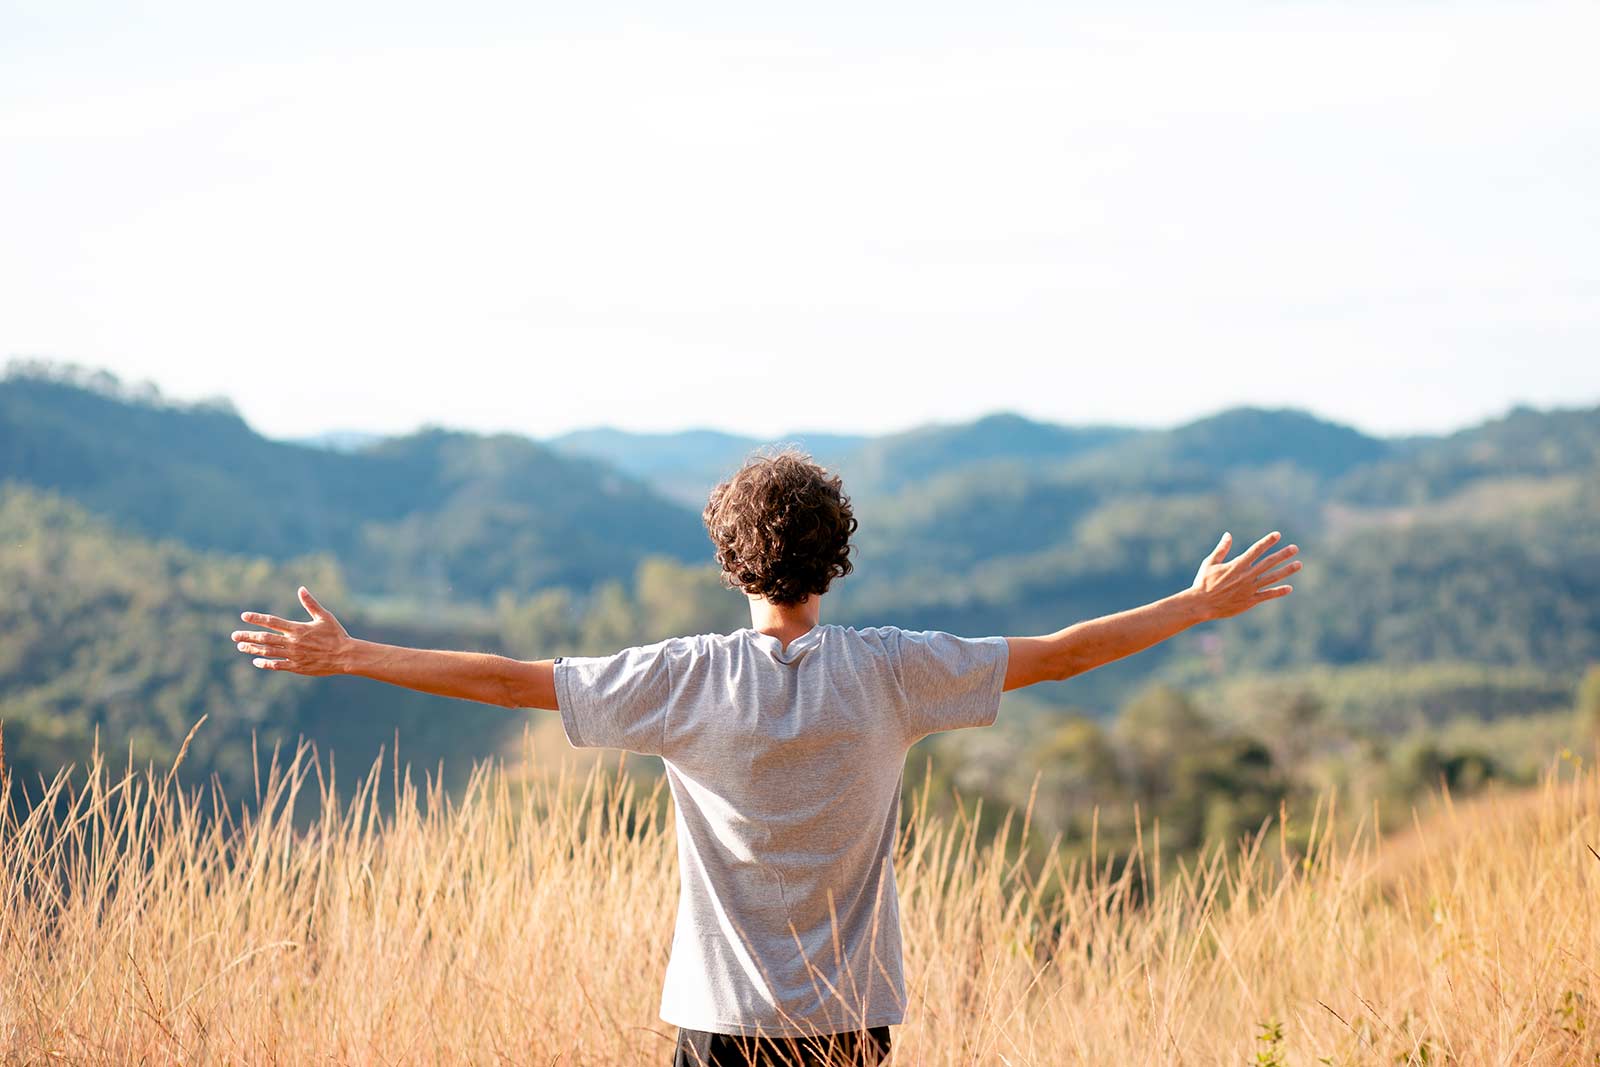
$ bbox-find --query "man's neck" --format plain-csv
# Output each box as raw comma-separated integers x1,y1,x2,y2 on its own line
748,595,822,652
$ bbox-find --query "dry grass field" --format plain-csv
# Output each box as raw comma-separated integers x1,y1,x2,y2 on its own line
3,722,1598,1066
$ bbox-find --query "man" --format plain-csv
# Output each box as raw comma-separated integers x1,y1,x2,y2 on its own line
230,449,1300,1066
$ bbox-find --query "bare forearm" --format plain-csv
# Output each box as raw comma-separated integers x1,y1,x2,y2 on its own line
1007,588,1210,689
342,640,535,709
234,588,559,709
1003,530,1300,692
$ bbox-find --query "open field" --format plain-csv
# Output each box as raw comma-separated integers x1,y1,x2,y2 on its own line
3,726,1598,1066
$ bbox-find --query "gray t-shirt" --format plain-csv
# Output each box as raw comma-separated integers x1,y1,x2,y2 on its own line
553,623,1010,1038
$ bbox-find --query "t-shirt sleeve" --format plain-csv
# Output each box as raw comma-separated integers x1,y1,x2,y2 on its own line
552,638,681,756
885,628,1010,742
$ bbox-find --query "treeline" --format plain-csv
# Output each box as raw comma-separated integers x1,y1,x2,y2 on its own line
914,670,1599,864
0,485,337,792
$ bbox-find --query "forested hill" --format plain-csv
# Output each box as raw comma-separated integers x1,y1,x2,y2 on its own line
549,413,1140,504
550,403,1600,695
552,402,1600,512
0,364,707,600
3,361,1597,815
6,364,1598,665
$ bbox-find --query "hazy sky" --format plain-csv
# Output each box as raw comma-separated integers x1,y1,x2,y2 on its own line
3,1,1597,441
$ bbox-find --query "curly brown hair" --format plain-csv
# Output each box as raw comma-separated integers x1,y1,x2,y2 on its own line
703,448,857,606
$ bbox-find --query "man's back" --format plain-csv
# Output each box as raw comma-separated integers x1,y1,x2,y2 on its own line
554,623,1010,1038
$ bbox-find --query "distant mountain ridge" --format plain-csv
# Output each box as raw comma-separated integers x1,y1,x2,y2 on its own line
290,429,387,453
549,413,1143,503
544,407,1404,506
0,364,707,600
835,413,1141,498
1075,406,1393,482
1333,403,1600,505
5,361,1597,706
548,426,869,506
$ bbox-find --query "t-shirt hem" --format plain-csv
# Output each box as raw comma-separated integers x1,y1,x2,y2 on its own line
659,1010,904,1038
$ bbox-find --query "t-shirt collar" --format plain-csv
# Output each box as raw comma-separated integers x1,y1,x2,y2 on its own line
747,625,826,664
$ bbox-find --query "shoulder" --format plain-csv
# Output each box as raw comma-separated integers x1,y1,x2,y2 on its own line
816,624,902,654
822,625,908,675
835,624,901,643
639,632,730,669
823,625,995,658
841,625,950,653
556,633,706,673
645,630,751,669
679,630,746,655
854,627,1009,668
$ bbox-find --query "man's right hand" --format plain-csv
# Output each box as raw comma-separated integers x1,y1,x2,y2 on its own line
1190,531,1301,620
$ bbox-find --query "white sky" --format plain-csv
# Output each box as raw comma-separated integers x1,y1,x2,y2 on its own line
3,0,1597,441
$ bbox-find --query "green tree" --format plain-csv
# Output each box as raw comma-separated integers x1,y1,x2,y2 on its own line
1113,683,1214,800
633,557,747,639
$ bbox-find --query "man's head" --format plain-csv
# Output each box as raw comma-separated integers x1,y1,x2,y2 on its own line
703,448,857,606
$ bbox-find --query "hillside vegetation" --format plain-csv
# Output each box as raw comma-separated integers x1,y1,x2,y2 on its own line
0,485,740,802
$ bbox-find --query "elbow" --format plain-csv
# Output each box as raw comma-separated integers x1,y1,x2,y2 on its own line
1051,652,1089,682
493,676,524,709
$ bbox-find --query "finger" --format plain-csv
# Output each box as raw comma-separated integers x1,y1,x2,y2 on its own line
1238,530,1282,568
298,586,329,621
240,611,305,633
253,657,298,671
1209,531,1233,564
1252,543,1299,573
1252,584,1293,601
236,641,285,656
230,630,290,645
1256,559,1303,586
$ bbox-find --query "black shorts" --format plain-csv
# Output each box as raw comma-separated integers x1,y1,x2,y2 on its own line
670,1025,892,1066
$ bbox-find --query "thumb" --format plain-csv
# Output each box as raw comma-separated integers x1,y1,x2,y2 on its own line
298,585,328,621
1210,531,1232,564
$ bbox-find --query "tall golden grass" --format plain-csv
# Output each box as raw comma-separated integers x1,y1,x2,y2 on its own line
2,721,1598,1065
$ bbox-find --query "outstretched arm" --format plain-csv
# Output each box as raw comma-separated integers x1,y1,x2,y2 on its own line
230,587,558,710
1003,530,1300,691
